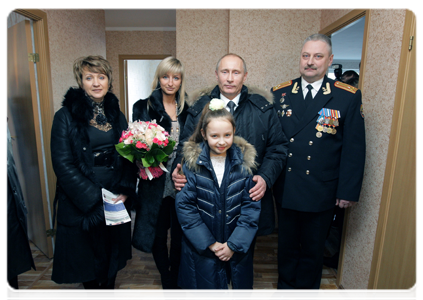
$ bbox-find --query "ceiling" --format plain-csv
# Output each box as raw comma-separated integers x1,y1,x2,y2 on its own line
105,9,365,62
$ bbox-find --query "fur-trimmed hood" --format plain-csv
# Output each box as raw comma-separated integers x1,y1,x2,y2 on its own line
62,87,120,125
182,136,257,175
186,85,274,107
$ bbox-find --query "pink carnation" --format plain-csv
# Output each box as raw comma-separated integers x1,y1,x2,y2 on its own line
153,137,159,144
149,166,164,178
139,168,148,180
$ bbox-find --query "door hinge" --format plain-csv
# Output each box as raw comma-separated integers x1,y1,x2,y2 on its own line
28,53,39,63
409,36,414,51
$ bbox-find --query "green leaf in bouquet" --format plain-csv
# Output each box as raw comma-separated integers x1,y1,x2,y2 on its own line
142,153,156,167
154,148,168,163
141,157,151,167
162,140,176,155
133,148,148,161
115,143,134,163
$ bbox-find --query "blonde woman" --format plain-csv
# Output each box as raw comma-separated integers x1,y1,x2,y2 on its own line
132,57,188,289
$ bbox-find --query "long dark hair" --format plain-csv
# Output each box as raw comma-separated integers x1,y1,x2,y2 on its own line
189,100,236,143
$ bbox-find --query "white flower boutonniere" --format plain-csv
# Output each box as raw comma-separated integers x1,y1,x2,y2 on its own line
209,98,225,111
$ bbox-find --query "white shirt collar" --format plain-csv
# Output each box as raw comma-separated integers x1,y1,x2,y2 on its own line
220,93,241,111
301,77,324,99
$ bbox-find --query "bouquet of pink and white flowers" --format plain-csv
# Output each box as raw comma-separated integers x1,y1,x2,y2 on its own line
115,120,175,180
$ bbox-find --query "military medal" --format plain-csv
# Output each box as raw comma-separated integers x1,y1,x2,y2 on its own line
286,109,292,117
316,132,322,138
317,108,341,135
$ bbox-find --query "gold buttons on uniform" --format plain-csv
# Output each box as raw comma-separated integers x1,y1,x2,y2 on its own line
288,153,293,157
290,138,295,142
307,156,311,160
306,170,310,175
288,167,292,172
309,141,313,145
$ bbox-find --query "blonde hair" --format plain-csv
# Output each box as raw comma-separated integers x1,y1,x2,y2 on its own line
150,57,186,115
73,55,113,91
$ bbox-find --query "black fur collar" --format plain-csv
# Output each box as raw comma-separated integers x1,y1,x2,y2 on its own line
61,87,120,125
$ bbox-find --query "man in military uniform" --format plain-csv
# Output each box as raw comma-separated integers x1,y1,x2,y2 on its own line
271,33,365,289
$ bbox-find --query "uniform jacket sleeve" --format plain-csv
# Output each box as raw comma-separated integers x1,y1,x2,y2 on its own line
227,177,261,253
51,108,101,213
336,90,366,201
175,164,216,255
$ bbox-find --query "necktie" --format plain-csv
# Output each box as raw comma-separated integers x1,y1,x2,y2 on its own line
305,84,313,107
227,101,236,115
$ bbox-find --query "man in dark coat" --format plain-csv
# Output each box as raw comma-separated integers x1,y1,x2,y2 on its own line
271,33,366,289
7,126,36,289
173,53,288,236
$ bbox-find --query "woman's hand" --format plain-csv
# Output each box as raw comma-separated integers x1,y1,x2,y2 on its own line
209,241,224,253
112,194,128,203
215,242,234,262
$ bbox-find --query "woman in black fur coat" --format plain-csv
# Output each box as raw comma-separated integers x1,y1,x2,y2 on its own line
132,57,188,289
50,56,136,289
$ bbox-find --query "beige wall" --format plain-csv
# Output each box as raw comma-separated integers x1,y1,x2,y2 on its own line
321,9,353,29
45,9,106,112
177,9,320,93
229,9,320,90
176,8,409,289
176,9,229,93
106,31,176,100
337,9,406,289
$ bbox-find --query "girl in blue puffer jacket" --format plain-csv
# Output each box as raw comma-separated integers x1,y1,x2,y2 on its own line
175,99,261,289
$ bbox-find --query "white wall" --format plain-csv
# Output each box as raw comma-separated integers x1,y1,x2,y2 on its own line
127,59,162,121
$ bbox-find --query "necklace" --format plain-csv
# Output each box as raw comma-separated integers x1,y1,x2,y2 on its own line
90,99,112,132
93,100,107,125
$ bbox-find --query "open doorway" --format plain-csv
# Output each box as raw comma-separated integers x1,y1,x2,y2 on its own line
329,16,365,84
7,10,55,258
119,55,170,121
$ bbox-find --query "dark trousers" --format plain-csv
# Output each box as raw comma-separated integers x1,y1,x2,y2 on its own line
277,204,335,289
152,196,182,289
82,276,116,300
4,276,19,300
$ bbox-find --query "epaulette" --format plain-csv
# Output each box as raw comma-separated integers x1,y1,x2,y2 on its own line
334,81,358,94
272,80,292,92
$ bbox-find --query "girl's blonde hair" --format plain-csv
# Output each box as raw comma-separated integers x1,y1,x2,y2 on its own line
189,102,236,143
150,57,186,115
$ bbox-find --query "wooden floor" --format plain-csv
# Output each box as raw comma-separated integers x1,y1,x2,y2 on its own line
15,229,338,290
